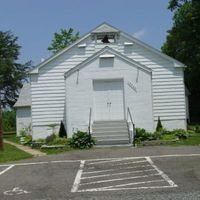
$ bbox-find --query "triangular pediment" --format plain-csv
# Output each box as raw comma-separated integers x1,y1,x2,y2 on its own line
65,46,151,79
92,23,119,33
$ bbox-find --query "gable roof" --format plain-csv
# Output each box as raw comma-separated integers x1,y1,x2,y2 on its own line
64,46,151,79
30,22,186,74
14,83,31,108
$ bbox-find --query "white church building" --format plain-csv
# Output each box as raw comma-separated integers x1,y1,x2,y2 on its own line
14,23,188,145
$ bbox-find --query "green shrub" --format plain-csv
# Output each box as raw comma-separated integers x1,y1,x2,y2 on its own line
35,138,46,143
159,129,173,135
195,125,200,133
156,116,163,132
68,131,95,149
19,124,32,137
19,129,27,137
172,129,188,140
187,125,196,131
135,128,155,143
47,136,68,145
45,134,57,144
23,135,32,144
59,121,67,138
153,132,163,140
162,134,177,140
187,130,196,135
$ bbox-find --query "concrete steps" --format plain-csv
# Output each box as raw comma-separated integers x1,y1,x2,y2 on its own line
92,120,130,145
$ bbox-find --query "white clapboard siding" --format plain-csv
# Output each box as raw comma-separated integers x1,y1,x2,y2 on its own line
154,105,185,110
153,102,185,107
31,38,122,129
31,45,101,127
123,43,186,121
153,85,184,91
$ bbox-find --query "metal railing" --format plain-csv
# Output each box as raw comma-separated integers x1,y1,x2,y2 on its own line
127,107,136,146
88,107,92,137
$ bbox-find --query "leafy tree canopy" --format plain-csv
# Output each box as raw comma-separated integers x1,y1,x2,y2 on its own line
2,111,16,132
162,0,200,95
48,28,79,54
168,0,190,10
0,31,32,108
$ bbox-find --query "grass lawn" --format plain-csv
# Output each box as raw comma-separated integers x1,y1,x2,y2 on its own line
4,134,74,155
0,143,33,163
3,134,20,144
171,133,200,146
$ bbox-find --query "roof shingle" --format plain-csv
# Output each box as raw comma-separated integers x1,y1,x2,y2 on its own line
14,83,31,107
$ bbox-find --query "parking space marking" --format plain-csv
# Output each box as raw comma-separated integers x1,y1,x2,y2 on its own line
82,179,165,191
79,173,161,186
80,185,177,192
71,160,85,193
81,169,155,180
145,157,177,187
113,160,147,166
0,165,14,176
72,157,178,192
82,164,151,174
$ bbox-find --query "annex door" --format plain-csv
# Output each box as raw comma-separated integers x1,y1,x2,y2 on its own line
93,80,125,120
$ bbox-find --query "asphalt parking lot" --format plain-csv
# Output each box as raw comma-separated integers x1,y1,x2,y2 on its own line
0,146,200,200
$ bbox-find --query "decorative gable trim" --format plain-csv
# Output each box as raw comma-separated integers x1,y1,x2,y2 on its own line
91,22,119,33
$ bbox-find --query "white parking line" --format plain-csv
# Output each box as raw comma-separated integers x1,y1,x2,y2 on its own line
71,160,85,193
83,164,151,174
83,179,165,191
0,160,80,168
81,169,155,179
145,157,177,187
0,165,14,176
80,173,160,186
113,160,147,166
87,159,126,165
73,157,178,192
78,185,176,192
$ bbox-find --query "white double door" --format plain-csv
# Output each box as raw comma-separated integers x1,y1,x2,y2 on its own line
93,80,125,121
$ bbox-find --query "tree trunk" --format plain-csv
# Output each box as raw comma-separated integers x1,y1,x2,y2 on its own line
0,100,3,151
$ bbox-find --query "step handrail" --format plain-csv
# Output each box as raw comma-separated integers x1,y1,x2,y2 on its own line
127,107,136,146
88,107,92,136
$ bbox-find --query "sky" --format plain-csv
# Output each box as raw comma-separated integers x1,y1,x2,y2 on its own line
0,0,173,66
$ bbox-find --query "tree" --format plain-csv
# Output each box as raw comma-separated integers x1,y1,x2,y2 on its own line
58,121,67,138
156,116,163,132
2,111,16,132
0,31,31,150
162,0,200,122
0,31,31,108
48,28,79,54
